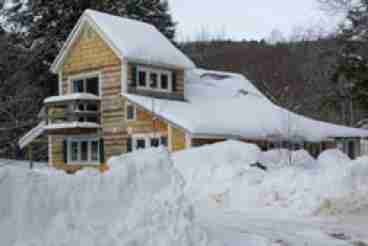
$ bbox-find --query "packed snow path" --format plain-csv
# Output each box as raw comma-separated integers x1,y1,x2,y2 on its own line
198,208,368,246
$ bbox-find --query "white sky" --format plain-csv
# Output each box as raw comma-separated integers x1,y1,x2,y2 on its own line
168,0,342,41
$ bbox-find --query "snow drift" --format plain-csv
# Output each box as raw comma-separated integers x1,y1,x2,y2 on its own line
172,141,261,207
173,141,368,217
0,148,213,246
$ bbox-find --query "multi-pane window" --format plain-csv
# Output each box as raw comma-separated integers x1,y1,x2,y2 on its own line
67,138,100,164
132,134,168,151
136,66,172,92
71,75,100,96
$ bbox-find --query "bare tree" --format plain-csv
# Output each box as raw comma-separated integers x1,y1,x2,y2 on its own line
318,0,355,15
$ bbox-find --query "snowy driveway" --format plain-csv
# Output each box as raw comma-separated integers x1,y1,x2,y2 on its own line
198,208,368,246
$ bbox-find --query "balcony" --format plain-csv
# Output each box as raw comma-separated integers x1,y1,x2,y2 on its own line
43,93,101,135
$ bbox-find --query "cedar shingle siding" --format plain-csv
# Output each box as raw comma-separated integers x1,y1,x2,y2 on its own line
49,23,188,170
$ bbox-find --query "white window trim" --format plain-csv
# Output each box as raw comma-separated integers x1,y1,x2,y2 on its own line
136,66,173,93
125,101,136,121
68,71,102,97
132,133,168,151
67,136,100,165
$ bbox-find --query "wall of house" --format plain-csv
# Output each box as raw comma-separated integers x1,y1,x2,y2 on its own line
169,126,187,151
125,100,168,135
50,23,127,168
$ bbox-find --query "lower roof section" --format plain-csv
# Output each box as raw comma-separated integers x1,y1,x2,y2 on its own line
123,92,368,143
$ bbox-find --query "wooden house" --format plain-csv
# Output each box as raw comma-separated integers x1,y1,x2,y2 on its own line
19,10,368,172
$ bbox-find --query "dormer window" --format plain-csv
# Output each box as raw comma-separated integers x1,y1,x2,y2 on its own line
136,66,172,92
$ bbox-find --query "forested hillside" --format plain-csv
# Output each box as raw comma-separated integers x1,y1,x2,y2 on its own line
181,38,365,124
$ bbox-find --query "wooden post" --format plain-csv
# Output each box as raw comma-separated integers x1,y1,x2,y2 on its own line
28,145,34,170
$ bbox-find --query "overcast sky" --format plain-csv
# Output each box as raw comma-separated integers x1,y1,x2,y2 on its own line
168,0,342,41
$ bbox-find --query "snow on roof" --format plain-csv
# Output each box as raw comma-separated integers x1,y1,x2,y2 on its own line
51,9,195,72
185,69,266,102
18,121,46,149
44,93,100,104
123,69,368,142
44,122,101,130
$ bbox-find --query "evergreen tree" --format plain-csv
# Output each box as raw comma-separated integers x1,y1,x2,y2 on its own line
1,0,176,94
332,0,368,121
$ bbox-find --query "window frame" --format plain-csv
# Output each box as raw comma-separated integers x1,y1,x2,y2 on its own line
68,72,102,96
136,66,173,92
67,137,100,165
132,133,168,151
125,101,136,121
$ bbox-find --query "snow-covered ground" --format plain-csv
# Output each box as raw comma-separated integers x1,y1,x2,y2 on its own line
173,141,368,245
1,141,368,246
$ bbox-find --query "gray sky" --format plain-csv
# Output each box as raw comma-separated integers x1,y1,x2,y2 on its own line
168,0,342,41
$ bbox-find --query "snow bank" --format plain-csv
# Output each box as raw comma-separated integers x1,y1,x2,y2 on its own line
173,141,261,207
0,148,214,246
317,149,351,168
173,140,368,217
259,149,316,169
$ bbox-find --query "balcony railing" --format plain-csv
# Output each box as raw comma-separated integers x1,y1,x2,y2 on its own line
43,93,101,133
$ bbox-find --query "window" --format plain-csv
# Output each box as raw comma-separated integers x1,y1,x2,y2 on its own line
136,139,146,149
125,102,136,121
161,74,168,90
91,141,99,161
73,80,84,93
132,134,168,151
150,73,158,88
71,74,100,96
161,136,168,147
67,138,100,164
71,142,79,162
139,71,147,87
86,77,99,95
151,138,160,147
136,66,172,92
81,141,88,161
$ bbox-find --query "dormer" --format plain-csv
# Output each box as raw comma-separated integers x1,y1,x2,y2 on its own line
50,9,195,101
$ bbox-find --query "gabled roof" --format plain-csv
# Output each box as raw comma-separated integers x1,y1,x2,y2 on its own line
123,69,368,142
51,9,195,73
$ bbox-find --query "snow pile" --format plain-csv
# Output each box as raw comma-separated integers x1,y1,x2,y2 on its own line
173,141,261,207
173,141,368,217
0,148,214,246
317,148,351,168
259,149,317,169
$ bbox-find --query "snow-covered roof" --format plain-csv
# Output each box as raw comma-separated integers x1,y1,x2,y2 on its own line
18,121,46,149
44,93,100,104
124,69,368,142
51,9,195,73
44,122,101,130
